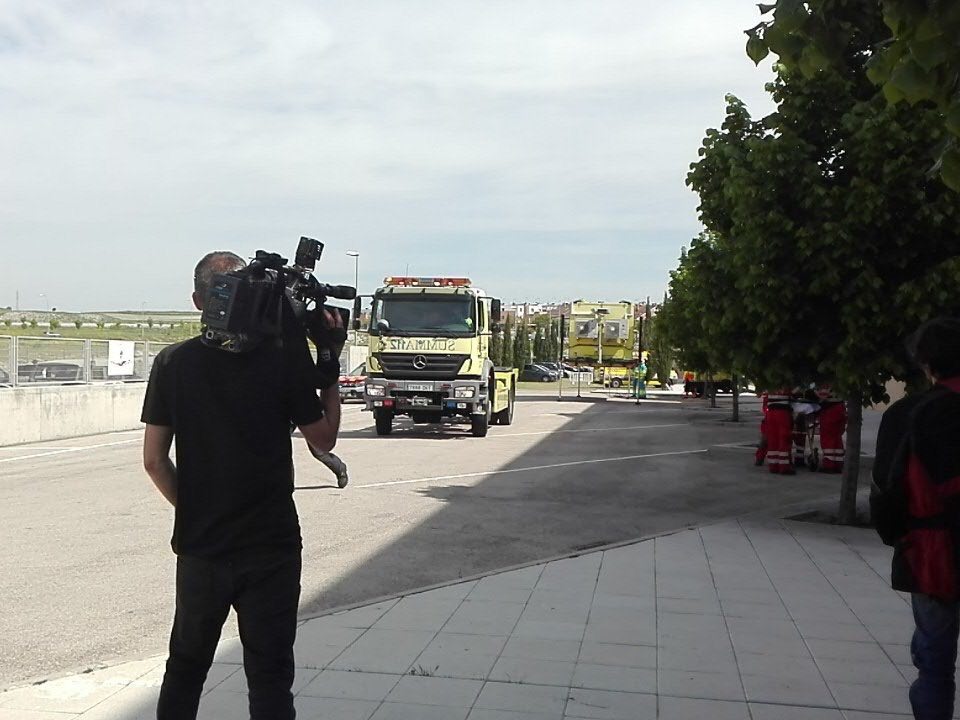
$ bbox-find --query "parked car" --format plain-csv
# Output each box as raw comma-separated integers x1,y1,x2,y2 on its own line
18,361,83,383
519,364,559,382
538,362,562,374
339,363,367,401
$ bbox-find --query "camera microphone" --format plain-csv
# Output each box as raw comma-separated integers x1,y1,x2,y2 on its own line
316,284,357,301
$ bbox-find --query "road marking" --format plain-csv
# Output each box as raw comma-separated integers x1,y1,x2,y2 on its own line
0,447,93,451
355,449,708,489
0,439,141,464
494,423,685,438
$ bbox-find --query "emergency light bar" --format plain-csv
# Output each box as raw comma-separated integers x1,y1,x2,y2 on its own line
383,276,472,287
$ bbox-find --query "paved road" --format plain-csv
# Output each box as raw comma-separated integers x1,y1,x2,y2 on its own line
0,392,841,689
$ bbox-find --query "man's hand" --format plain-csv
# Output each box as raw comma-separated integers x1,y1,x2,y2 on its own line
310,307,347,389
143,424,177,507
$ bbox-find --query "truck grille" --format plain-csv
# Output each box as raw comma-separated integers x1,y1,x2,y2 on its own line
377,353,469,380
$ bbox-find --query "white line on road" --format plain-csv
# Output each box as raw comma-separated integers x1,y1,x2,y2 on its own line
0,439,141,464
494,423,685,438
355,449,708,489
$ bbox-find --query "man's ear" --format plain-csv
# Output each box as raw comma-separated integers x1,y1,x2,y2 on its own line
192,292,203,311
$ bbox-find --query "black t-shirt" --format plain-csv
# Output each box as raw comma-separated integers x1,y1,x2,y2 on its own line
141,335,322,558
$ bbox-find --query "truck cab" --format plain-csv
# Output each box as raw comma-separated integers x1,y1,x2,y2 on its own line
361,277,517,437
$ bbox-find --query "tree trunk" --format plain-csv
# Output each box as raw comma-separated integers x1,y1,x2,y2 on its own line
731,373,740,422
707,372,717,408
837,390,862,525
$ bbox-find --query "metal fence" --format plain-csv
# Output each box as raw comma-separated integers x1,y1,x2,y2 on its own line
0,336,171,387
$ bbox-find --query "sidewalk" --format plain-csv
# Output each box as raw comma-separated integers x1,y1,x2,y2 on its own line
0,518,919,720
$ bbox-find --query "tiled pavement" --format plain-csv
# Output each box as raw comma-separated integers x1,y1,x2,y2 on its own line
0,518,928,719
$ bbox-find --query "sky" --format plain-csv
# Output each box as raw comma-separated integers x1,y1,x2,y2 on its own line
0,2,775,312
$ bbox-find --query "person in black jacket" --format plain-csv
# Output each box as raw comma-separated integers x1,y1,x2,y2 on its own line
873,318,960,720
142,251,344,720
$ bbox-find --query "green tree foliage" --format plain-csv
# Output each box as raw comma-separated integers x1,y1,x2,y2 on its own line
647,297,675,387
490,323,504,366
29,319,37,329
513,317,531,368
74,319,83,330
674,9,960,522
532,324,546,362
3,319,11,328
502,315,514,368
745,0,960,189
548,319,560,361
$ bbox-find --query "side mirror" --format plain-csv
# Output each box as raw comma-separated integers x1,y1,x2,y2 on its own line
491,299,502,323
376,319,390,333
352,297,362,331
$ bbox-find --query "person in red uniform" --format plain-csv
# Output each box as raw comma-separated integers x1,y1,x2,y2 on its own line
817,385,847,473
764,388,795,474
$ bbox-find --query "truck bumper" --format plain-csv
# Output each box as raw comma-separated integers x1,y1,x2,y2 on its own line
364,378,487,415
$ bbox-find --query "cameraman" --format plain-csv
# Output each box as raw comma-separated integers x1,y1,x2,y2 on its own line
141,250,343,720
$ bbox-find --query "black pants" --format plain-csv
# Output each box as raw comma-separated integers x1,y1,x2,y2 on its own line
157,549,302,720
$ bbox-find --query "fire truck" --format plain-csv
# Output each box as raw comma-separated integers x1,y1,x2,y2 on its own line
356,277,518,437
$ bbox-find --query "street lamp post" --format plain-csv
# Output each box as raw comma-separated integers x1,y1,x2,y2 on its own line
346,251,360,347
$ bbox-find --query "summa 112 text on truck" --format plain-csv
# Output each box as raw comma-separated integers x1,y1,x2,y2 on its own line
353,277,518,437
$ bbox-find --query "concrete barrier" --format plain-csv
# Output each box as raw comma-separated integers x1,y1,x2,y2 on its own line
0,383,146,446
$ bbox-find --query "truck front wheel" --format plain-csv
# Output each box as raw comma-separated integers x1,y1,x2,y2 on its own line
374,409,393,436
471,400,491,437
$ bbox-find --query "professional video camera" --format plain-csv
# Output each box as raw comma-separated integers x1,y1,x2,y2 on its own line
201,236,356,354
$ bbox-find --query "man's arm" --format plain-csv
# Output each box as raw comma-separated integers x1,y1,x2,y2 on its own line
299,386,341,453
143,424,177,507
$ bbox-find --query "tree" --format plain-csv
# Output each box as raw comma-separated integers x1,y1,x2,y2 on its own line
147,317,154,329
29,319,37,329
647,295,675,389
3,319,11,328
745,0,960,190
683,13,960,522
532,324,545,362
490,322,504,366
74,319,83,330
502,316,514,368
548,319,560,361
513,316,531,369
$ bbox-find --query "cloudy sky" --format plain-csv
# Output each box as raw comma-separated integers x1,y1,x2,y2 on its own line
1,2,774,311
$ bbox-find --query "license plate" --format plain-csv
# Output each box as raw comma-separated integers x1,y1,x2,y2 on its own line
411,397,430,406
407,383,432,392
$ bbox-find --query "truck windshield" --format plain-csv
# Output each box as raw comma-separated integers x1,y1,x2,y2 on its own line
372,296,476,337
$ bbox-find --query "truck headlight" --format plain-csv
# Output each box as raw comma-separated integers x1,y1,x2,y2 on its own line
366,384,386,397
454,386,476,398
